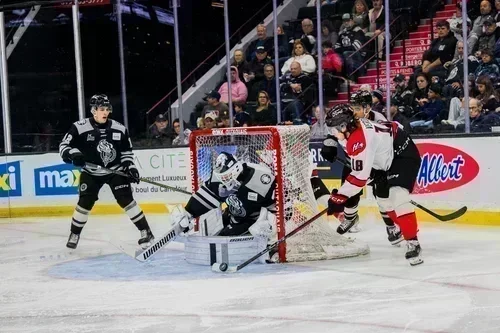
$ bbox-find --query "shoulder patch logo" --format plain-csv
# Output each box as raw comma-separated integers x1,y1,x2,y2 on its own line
260,174,272,184
112,133,121,141
76,119,87,126
352,142,364,152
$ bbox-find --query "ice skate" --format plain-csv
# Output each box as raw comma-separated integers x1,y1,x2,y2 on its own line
348,217,362,233
66,232,80,249
138,229,154,249
405,239,423,266
337,215,359,235
386,224,403,245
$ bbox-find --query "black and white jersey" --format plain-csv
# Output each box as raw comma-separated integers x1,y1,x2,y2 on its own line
185,163,276,225
59,118,134,176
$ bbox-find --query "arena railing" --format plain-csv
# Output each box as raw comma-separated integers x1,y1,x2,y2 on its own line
143,1,277,130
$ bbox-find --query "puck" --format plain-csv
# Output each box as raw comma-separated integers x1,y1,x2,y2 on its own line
219,263,228,272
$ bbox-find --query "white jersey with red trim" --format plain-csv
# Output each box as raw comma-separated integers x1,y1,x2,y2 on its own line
338,118,400,198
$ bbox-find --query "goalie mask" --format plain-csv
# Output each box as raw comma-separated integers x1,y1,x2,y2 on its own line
213,152,244,191
90,94,113,115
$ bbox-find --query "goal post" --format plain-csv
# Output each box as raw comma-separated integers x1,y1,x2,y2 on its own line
189,125,369,263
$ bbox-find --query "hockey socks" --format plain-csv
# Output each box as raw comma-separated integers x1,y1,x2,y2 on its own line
379,211,395,227
123,200,149,230
70,205,90,235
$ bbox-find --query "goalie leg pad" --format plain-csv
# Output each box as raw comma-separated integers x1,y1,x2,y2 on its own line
198,208,224,236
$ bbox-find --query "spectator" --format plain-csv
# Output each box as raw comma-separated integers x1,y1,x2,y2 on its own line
390,99,411,132
443,41,480,99
366,0,392,59
171,118,191,146
447,1,473,57
359,84,372,92
321,20,338,48
218,66,248,104
421,20,457,77
475,75,500,112
310,105,329,138
473,16,500,54
232,49,250,83
456,98,500,132
495,0,500,23
410,83,445,128
148,113,172,146
281,40,317,75
475,48,500,82
352,0,370,32
441,96,466,129
296,19,316,54
248,91,277,126
371,89,384,114
190,102,206,128
233,102,251,127
219,113,231,128
203,112,218,129
245,46,273,86
336,13,367,81
251,64,277,103
280,61,314,122
469,0,493,52
246,24,273,62
202,90,229,117
392,74,414,117
322,41,343,74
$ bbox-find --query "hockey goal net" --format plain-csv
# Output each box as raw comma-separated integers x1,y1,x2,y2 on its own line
189,125,369,263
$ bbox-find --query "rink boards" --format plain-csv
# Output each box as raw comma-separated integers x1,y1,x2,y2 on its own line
0,136,498,225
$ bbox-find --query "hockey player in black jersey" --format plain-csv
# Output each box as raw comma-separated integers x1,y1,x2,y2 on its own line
172,152,276,238
320,94,403,246
59,94,154,250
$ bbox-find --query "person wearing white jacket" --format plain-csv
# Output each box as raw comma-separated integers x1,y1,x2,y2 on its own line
281,40,317,75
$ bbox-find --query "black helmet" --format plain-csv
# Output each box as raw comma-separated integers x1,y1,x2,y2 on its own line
325,103,356,132
90,94,112,114
349,90,372,107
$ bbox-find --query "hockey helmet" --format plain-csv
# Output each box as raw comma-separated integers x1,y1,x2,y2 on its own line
349,90,372,107
90,94,112,114
325,103,356,133
213,152,244,191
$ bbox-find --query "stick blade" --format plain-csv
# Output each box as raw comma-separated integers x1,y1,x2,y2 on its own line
437,206,468,222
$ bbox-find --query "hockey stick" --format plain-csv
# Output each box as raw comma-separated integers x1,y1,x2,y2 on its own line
332,157,468,222
109,222,183,262
84,162,191,195
212,208,328,273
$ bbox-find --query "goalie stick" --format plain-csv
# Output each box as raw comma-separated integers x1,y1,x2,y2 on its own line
110,222,184,262
332,157,467,222
212,208,328,273
84,162,191,195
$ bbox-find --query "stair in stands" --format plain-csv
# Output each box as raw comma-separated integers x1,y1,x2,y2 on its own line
330,3,456,107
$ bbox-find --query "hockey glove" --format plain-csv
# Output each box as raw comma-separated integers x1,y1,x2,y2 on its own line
327,189,348,218
123,162,140,184
69,150,85,167
320,135,338,163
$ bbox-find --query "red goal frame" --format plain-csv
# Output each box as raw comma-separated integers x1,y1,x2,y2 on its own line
189,126,287,262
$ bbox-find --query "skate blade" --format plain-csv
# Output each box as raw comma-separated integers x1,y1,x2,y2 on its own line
390,237,404,246
408,257,424,266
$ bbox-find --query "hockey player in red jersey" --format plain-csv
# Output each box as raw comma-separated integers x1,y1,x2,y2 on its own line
325,104,423,266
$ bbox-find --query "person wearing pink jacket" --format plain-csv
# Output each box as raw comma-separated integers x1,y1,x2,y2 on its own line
218,66,248,104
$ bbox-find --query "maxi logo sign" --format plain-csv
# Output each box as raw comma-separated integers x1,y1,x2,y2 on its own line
34,163,81,196
0,161,22,197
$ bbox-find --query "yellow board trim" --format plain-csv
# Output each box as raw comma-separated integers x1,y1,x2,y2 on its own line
0,203,499,226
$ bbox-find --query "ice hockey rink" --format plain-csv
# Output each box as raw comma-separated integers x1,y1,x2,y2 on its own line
1,214,500,333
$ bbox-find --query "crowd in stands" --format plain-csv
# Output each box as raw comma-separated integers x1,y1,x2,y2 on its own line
148,0,500,147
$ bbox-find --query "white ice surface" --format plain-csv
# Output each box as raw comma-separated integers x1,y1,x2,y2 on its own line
1,214,500,333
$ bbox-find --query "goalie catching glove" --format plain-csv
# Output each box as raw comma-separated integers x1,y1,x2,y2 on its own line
170,205,195,233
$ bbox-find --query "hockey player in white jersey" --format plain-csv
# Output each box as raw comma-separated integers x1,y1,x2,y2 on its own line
320,92,403,246
171,152,276,240
325,105,423,266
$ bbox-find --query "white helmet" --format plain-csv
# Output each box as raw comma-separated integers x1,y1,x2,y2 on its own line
214,152,244,191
